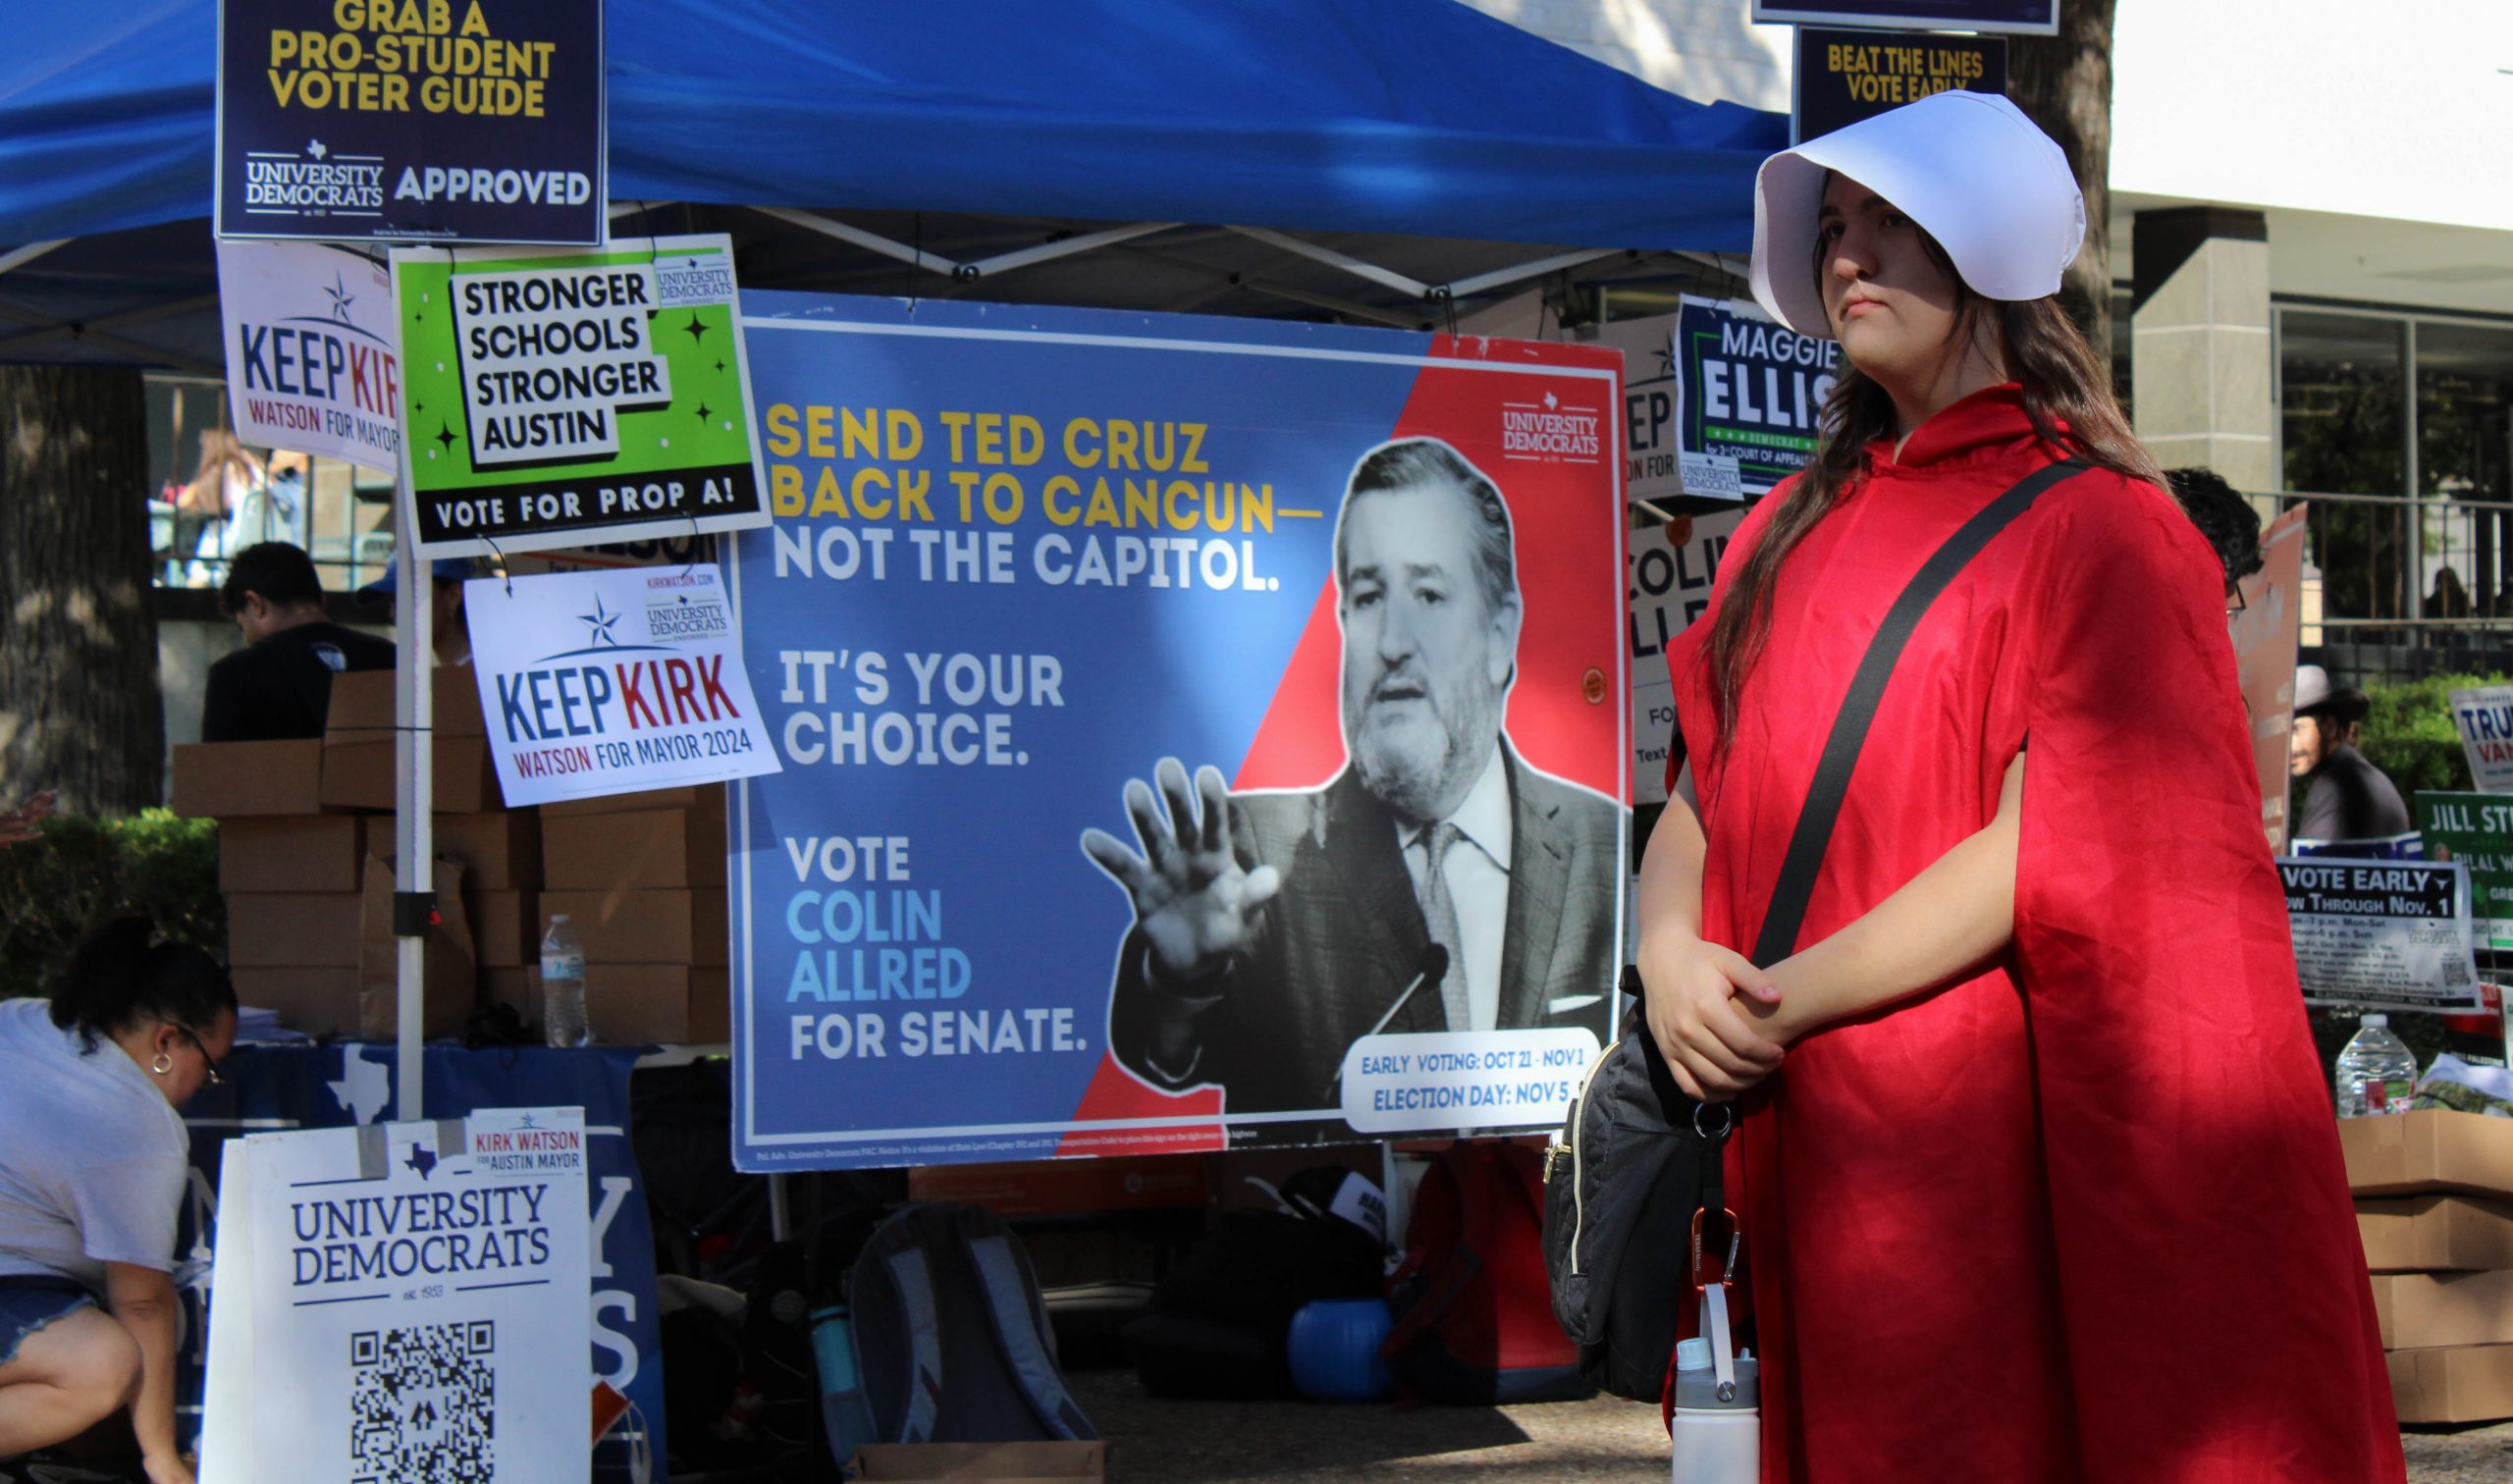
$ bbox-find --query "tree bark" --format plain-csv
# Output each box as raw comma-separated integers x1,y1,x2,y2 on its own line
2007,0,2118,352
0,365,163,816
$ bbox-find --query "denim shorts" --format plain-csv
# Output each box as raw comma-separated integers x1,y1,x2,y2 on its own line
0,1274,96,1368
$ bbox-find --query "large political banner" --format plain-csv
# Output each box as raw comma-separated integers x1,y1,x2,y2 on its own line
729,294,1628,1169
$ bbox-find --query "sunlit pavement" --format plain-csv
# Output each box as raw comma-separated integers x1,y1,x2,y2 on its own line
1073,1370,2513,1481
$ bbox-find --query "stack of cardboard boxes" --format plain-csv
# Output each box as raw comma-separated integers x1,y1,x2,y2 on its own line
179,668,733,1047
2342,1109,2513,1422
175,667,537,1037
525,784,731,1044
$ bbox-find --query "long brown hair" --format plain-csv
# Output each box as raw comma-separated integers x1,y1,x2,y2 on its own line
1702,232,2162,752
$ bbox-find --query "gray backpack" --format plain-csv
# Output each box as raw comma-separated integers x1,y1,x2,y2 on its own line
1543,460,2090,1401
847,1202,1097,1446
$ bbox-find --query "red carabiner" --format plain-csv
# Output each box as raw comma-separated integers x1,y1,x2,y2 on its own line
1690,1204,1740,1293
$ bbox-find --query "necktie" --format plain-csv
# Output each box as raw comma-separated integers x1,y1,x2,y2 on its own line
1417,822,1468,1032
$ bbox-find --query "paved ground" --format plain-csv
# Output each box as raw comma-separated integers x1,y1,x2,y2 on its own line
1075,1370,2513,1482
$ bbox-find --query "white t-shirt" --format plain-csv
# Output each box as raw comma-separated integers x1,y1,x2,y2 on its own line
0,998,190,1292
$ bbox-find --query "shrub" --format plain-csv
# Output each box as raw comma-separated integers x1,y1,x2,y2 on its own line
2360,670,2500,800
0,811,223,1002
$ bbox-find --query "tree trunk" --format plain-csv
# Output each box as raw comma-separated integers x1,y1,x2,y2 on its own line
2007,1,2118,353
0,365,163,817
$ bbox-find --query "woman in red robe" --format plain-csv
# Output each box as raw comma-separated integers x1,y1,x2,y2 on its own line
1637,92,2402,1480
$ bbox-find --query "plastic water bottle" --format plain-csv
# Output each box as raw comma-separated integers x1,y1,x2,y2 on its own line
2335,1013,2419,1117
1669,1334,1759,1482
540,914,590,1048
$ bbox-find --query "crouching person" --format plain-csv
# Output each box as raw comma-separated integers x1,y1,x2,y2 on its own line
0,920,234,1484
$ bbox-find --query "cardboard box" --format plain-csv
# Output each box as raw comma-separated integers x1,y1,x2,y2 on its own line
2359,1194,2513,1273
322,736,504,814
2341,1109,2513,1199
325,666,484,743
225,892,364,968
541,784,723,819
588,964,729,1044
2388,1343,2513,1423
469,890,539,969
230,965,361,1038
850,1443,1104,1482
220,816,366,893
436,811,541,890
2369,1270,2513,1350
537,888,725,965
171,740,329,819
543,808,725,890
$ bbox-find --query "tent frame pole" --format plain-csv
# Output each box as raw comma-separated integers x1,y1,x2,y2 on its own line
392,474,432,1120
753,208,1180,284
1228,226,1429,298
0,239,70,277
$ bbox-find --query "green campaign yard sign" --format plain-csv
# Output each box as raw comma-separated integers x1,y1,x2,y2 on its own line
393,233,769,557
2418,791,2513,951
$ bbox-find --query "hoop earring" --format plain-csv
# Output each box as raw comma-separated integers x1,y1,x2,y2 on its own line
151,1052,174,1075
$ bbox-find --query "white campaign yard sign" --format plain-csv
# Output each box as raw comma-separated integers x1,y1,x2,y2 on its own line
2451,685,2513,793
2280,858,2486,1015
214,239,402,473
466,563,779,805
199,1107,591,1484
1628,509,1741,805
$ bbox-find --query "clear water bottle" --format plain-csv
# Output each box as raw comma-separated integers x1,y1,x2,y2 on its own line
540,914,590,1048
1669,1334,1758,1482
2334,1013,2418,1117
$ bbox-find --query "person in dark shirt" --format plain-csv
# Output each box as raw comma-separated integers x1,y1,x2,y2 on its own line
199,542,396,743
355,556,477,666
2291,663,2411,848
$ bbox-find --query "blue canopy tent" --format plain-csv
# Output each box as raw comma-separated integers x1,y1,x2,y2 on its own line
7,0,1785,1182
0,0,1785,368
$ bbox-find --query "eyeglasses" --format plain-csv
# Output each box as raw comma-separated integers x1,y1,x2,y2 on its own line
2226,587,2249,619
172,1024,224,1086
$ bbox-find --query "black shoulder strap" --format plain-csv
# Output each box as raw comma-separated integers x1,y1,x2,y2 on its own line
1747,458,2090,968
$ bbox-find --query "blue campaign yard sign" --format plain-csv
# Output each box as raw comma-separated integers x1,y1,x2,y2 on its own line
1753,0,2057,35
216,0,605,242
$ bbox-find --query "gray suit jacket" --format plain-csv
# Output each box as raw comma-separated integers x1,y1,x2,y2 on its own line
1107,743,1623,1116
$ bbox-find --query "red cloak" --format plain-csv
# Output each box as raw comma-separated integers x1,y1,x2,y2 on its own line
1665,387,2401,1482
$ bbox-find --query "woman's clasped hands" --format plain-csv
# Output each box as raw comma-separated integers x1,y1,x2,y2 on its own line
1636,929,1789,1103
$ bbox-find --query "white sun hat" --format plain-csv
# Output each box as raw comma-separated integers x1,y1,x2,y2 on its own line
1748,90,2085,340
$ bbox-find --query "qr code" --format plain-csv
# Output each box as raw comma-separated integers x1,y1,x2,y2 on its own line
348,1322,496,1484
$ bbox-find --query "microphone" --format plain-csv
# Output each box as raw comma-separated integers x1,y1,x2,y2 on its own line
1322,944,1451,1103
